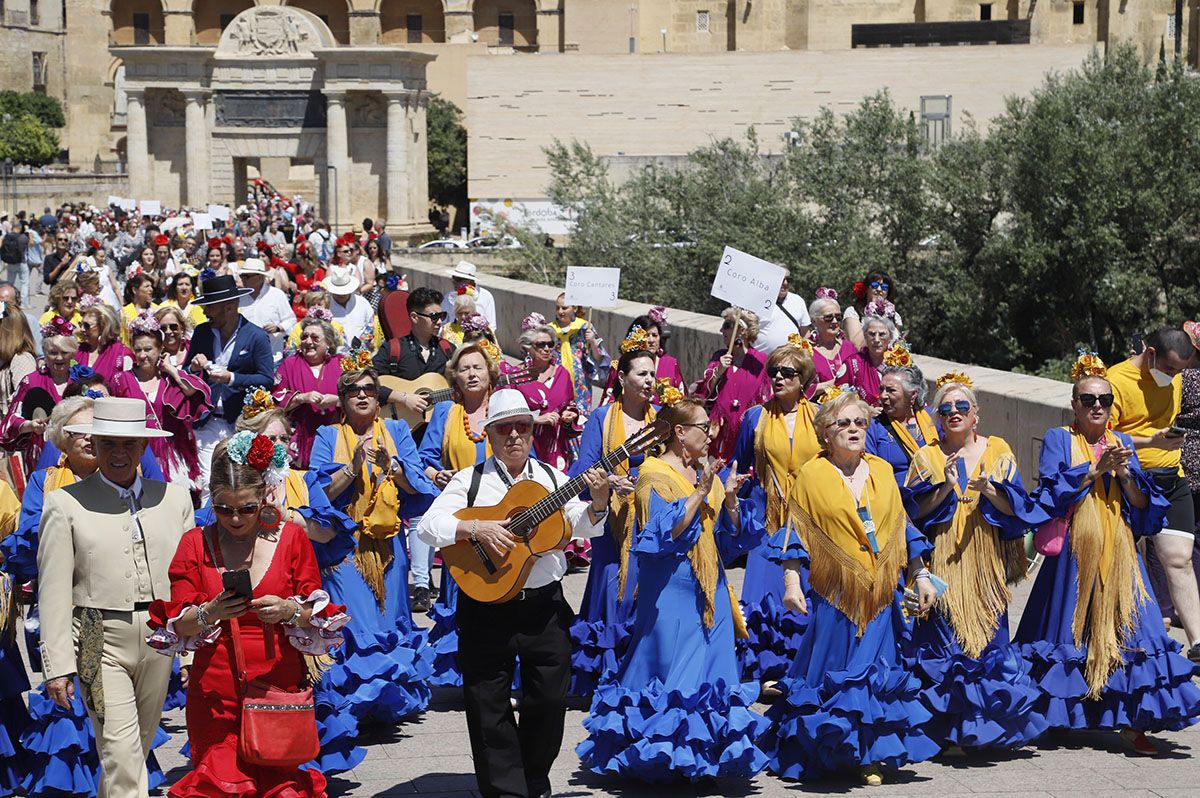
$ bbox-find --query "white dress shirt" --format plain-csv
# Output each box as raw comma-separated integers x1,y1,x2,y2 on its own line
441,285,498,331
754,291,812,354
238,284,295,363
418,456,606,590
330,293,377,350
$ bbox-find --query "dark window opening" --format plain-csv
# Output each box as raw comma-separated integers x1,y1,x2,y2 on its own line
407,14,422,44
220,14,235,31
133,12,150,45
498,12,515,46
979,3,992,21
1073,2,1085,25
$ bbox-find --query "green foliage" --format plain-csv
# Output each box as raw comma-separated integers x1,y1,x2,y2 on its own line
0,112,59,166
0,91,65,128
504,46,1200,375
427,95,467,209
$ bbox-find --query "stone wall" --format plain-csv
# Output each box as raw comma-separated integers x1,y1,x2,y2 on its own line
396,257,1072,476
2,173,130,213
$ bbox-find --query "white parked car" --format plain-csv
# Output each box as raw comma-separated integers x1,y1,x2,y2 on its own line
467,235,523,250
418,239,469,250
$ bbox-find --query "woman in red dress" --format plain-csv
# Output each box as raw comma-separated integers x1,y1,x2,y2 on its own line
146,433,348,798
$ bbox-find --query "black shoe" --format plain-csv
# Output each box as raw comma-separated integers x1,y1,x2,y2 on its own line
1187,642,1200,664
411,586,431,613
429,580,440,600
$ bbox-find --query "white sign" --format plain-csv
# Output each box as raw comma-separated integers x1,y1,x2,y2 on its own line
470,198,576,236
565,266,620,308
139,200,161,217
208,204,231,221
118,198,137,211
710,246,786,315
191,213,213,231
106,195,121,208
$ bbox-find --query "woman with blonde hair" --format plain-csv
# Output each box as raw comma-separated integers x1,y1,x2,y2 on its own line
694,307,770,461
74,300,130,382
0,317,79,474
154,305,192,370
0,299,38,418
38,277,80,326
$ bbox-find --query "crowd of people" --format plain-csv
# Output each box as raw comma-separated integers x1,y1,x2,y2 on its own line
0,194,1199,798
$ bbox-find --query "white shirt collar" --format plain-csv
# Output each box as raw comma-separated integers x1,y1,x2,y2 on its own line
98,471,143,502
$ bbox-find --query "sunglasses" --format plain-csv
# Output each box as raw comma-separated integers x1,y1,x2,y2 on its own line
767,366,801,379
679,422,711,435
818,313,840,323
937,400,972,417
79,321,94,330
340,384,379,397
870,280,890,291
213,502,260,517
831,417,870,430
531,340,555,350
1077,392,1115,408
492,421,533,435
414,311,448,323
161,323,181,332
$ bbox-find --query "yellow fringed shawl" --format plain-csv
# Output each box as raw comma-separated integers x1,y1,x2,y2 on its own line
552,317,589,378
786,454,907,636
886,409,939,460
634,456,747,638
906,437,1028,659
1065,428,1149,698
442,401,491,471
606,402,656,597
753,399,820,532
333,419,402,609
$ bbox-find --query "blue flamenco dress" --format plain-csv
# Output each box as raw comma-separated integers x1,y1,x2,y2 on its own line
760,453,940,780
902,436,1050,748
569,403,645,696
1015,426,1200,732
310,418,438,726
577,458,768,780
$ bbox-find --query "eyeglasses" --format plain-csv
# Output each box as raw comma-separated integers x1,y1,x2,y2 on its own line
66,430,90,440
937,400,973,417
831,417,870,430
870,280,890,291
264,434,290,445
414,311,448,323
1077,393,1115,408
492,421,533,435
767,366,801,379
679,422,711,435
340,384,378,398
213,503,260,517
79,321,94,330
531,341,555,350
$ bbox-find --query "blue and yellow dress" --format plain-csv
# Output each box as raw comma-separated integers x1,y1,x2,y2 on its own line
577,456,768,780
903,436,1050,748
760,453,939,780
730,399,820,683
1015,427,1200,731
865,408,938,486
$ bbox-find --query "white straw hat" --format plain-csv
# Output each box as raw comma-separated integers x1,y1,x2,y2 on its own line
322,264,361,296
449,260,480,282
482,389,538,429
64,397,172,438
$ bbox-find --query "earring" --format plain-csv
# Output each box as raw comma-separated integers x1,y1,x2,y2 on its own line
258,505,282,530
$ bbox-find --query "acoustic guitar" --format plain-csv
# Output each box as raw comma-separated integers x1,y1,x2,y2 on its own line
442,419,669,603
379,367,532,427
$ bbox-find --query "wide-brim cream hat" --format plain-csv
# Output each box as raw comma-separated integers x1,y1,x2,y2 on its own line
64,397,173,438
482,389,538,429
322,264,361,296
449,260,480,282
239,257,270,275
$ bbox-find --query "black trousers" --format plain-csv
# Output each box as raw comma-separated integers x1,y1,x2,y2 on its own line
457,582,573,798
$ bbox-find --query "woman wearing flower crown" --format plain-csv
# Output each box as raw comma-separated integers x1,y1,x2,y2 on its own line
866,350,938,486
0,316,80,475
550,293,610,413
74,300,131,383
310,367,439,721
569,341,658,696
601,311,685,402
760,392,939,785
145,433,350,798
274,316,346,469
120,270,159,346
516,314,582,470
844,271,903,349
162,272,208,331
694,308,771,461
415,342,497,678
111,311,211,494
902,372,1050,751
856,310,899,405
807,288,867,402
578,395,768,781
729,335,821,685
1015,354,1200,755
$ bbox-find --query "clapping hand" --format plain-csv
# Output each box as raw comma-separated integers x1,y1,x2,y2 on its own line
723,460,750,506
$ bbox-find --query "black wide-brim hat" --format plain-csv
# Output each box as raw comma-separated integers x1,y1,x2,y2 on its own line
195,274,254,306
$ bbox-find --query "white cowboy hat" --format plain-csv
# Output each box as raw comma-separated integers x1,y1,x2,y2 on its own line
322,264,360,296
449,260,480,282
482,389,539,429
239,257,269,275
64,397,172,438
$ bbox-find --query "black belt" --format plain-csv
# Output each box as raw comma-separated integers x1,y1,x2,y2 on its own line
133,602,153,612
507,582,559,603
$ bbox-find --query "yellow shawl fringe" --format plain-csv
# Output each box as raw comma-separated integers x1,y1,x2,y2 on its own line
753,399,820,533
607,403,656,599
333,420,402,609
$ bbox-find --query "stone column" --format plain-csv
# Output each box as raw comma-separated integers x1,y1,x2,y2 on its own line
125,87,151,199
181,89,210,207
384,92,411,226
406,97,428,225
536,8,562,51
324,90,351,230
445,10,474,43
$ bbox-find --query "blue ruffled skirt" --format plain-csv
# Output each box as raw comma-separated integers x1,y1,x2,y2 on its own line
904,610,1048,748
427,568,461,687
1015,546,1200,732
0,641,29,797
761,594,940,780
737,544,808,683
570,533,636,696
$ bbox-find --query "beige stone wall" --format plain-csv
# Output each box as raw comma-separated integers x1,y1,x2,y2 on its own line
0,0,67,112
409,40,489,110
466,45,1093,198
3,173,131,211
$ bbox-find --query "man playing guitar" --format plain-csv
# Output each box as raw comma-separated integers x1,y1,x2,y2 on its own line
418,389,611,798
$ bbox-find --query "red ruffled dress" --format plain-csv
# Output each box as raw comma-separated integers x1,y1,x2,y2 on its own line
146,523,348,798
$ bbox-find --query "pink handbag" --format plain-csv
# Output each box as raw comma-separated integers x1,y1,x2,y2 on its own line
1033,507,1074,556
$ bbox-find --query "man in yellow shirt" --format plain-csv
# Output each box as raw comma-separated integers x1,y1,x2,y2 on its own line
1109,327,1200,663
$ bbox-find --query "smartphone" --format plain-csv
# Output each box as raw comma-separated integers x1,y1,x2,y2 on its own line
221,569,253,601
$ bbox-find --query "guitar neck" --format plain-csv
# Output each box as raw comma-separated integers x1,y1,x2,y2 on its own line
518,444,633,529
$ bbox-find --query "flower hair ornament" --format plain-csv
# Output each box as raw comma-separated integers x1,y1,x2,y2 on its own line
852,281,867,302
1071,349,1108,382
305,306,334,323
820,384,859,403
935,370,975,391
125,263,145,281
882,342,913,368
620,326,653,354
461,313,492,337
128,311,161,336
226,430,288,487
865,298,897,321
242,388,276,420
815,287,839,302
647,306,668,326
521,312,548,332
340,344,374,372
384,274,401,292
786,333,813,355
68,364,95,383
655,377,684,408
153,234,170,248
478,338,502,365
78,293,103,311
41,315,75,339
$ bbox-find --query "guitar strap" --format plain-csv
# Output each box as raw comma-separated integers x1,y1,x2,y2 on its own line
466,458,558,507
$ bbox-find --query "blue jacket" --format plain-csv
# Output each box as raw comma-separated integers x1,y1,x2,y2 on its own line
184,317,275,424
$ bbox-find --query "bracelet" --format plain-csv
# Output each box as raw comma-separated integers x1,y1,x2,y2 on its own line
469,519,478,542
195,603,215,632
283,600,303,627
914,568,932,582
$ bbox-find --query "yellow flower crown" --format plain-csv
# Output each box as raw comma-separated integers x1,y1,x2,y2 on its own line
242,388,275,420
821,385,845,402
620,326,653,354
340,348,373,372
1071,352,1108,382
935,370,974,391
478,339,502,364
882,343,913,368
655,378,684,408
786,333,813,355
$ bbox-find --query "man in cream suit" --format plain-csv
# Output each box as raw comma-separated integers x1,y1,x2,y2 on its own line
38,397,193,798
